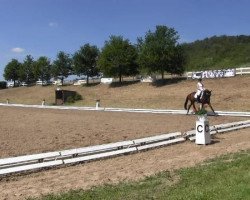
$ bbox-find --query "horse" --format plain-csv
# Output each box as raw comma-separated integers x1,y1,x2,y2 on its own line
184,89,216,115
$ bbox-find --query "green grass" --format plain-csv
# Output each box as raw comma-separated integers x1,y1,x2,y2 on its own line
31,150,250,200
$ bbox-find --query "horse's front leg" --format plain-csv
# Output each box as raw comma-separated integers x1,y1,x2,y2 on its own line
208,103,216,115
200,103,203,110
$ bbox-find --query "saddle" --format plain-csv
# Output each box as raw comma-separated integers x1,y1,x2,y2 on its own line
195,94,202,103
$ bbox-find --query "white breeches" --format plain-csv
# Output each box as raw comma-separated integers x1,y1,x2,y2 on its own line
194,90,202,98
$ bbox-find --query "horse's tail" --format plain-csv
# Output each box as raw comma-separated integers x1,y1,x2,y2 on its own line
184,95,189,110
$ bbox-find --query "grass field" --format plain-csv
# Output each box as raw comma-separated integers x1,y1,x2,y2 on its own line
33,150,250,200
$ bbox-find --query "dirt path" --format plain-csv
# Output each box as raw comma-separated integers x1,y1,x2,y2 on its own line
0,106,247,157
0,106,249,199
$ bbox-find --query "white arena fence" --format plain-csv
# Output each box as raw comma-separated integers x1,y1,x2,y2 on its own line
235,67,250,75
0,132,184,176
0,119,249,176
0,103,250,117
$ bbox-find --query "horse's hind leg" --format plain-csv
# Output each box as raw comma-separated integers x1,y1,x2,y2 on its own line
187,104,192,114
192,103,197,113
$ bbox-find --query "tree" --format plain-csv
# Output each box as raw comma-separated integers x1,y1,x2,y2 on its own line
4,59,21,86
137,25,182,79
33,56,51,85
98,35,138,83
51,51,72,85
18,55,35,84
73,44,100,85
169,45,186,75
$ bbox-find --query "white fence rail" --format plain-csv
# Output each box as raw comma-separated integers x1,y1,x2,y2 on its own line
235,67,250,75
0,103,250,117
0,132,183,176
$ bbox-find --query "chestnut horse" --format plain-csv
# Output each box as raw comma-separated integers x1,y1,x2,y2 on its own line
184,89,216,115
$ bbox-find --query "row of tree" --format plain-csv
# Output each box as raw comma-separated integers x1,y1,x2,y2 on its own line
182,35,250,70
4,25,186,85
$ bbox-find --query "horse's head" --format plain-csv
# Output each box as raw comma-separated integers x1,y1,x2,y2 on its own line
202,89,212,102
204,89,212,96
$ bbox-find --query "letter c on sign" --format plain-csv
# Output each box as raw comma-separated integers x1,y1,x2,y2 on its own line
197,125,203,133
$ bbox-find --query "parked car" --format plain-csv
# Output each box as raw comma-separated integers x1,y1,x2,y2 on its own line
73,79,86,85
52,80,62,86
7,82,14,87
140,75,156,83
100,78,113,84
19,82,28,86
36,80,48,86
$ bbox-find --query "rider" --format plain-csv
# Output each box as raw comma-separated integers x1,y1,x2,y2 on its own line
194,78,205,102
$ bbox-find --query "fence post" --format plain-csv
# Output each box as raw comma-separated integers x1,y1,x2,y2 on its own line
95,99,100,109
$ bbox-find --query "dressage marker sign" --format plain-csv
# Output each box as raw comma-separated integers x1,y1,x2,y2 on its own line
195,118,211,145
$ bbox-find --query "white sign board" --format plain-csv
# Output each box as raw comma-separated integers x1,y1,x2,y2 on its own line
195,120,211,145
192,68,236,79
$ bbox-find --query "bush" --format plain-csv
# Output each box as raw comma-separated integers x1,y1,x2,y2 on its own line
65,93,83,104
195,108,207,115
74,94,82,101
66,96,75,103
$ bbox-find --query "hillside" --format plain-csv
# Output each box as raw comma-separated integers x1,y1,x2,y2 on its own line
0,75,249,111
182,35,250,71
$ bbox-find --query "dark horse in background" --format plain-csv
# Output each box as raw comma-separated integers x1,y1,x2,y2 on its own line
184,89,216,115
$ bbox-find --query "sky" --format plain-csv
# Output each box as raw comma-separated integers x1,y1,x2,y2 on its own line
1,0,250,80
